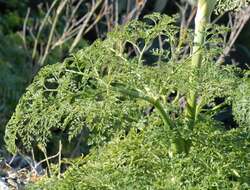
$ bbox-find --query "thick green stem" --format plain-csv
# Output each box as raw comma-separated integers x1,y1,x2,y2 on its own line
153,99,175,129
111,83,175,129
111,84,193,154
191,0,216,68
186,0,216,128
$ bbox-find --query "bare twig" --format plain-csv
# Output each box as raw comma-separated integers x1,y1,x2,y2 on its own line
36,141,62,177
123,0,147,22
22,8,30,50
69,0,103,53
83,2,108,35
217,6,250,64
32,0,59,62
40,0,68,66
58,140,62,178
63,0,84,34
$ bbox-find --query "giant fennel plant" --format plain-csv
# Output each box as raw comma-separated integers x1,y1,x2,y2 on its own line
4,0,249,157
4,0,250,188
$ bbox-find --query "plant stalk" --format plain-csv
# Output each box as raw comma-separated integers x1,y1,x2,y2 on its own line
186,0,216,128
111,84,175,129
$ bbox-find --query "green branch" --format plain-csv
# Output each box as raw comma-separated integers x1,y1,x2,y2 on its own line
111,83,175,129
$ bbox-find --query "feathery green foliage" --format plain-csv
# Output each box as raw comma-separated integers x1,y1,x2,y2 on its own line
232,76,250,128
28,124,250,189
5,13,240,156
215,0,250,14
3,4,250,188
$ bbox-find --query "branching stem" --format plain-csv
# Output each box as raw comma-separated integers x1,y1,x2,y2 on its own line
111,84,175,129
